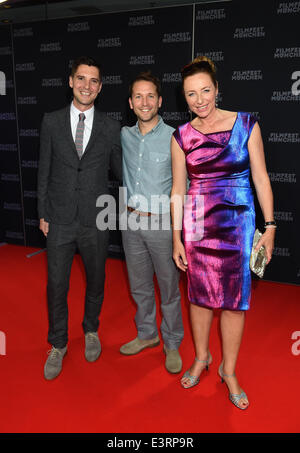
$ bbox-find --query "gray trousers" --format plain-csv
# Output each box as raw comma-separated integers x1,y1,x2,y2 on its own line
122,213,184,350
46,218,109,348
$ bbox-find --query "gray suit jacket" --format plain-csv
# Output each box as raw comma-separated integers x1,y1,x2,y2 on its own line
37,105,122,226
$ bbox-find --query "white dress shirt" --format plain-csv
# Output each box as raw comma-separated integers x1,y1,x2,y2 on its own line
70,102,94,154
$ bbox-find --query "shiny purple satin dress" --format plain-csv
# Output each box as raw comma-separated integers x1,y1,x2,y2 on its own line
173,112,257,310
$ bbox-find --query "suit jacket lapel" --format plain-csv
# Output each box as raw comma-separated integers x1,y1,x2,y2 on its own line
63,106,105,161
81,109,104,158
64,106,79,158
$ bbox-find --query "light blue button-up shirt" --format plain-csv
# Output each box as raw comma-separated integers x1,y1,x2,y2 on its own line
121,116,174,214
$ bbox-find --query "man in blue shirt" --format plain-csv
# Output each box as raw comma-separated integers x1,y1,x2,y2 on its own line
120,72,184,374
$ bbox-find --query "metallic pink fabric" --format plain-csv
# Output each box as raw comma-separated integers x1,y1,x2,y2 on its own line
173,112,257,310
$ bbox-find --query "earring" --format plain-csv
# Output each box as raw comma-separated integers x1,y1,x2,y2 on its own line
215,95,218,107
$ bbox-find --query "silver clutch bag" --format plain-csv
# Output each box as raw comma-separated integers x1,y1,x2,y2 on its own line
250,229,267,278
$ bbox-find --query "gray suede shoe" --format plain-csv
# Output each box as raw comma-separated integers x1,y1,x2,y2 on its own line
85,332,101,362
120,335,160,355
164,346,182,374
44,346,67,380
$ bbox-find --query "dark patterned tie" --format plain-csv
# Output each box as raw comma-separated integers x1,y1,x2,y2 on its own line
75,112,85,159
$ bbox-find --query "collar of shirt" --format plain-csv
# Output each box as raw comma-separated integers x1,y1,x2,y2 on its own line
122,115,173,214
70,102,94,152
134,115,163,137
70,102,94,129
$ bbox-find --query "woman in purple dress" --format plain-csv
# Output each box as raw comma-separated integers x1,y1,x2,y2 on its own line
171,56,276,409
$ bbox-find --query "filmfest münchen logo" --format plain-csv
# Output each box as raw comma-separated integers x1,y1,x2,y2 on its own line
162,112,190,122
277,2,300,13
274,47,300,58
128,15,155,26
268,172,296,183
232,70,262,81
129,56,155,65
13,27,33,37
42,78,63,87
3,202,21,211
19,129,39,137
24,190,37,198
105,112,123,121
233,27,265,38
0,144,17,151
268,132,300,143
17,96,37,105
196,8,226,20
5,231,24,240
162,73,181,83
97,38,121,48
25,219,39,227
162,32,191,43
271,90,300,101
22,160,38,168
196,51,224,62
0,113,15,120
40,42,62,52
274,211,294,222
0,47,12,55
1,173,20,182
273,247,290,257
15,63,35,72
67,22,90,32
102,76,122,85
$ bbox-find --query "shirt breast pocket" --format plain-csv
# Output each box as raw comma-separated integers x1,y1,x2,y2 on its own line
148,151,171,182
149,151,169,163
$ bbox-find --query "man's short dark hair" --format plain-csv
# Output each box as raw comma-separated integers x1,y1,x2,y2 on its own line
70,56,102,81
129,71,161,97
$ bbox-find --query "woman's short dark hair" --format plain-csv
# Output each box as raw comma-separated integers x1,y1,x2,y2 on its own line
129,71,161,97
70,56,102,81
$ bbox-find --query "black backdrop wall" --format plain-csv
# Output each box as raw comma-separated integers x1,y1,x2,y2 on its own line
0,25,24,245
0,0,299,285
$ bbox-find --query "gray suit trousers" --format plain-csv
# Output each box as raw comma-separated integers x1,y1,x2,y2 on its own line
122,213,184,350
46,218,109,348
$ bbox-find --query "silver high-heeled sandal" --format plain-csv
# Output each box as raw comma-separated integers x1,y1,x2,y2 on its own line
218,364,249,410
181,352,212,389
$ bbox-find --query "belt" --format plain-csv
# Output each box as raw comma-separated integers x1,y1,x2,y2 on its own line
127,206,153,217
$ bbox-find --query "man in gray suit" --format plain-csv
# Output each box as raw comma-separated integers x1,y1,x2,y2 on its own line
38,56,122,380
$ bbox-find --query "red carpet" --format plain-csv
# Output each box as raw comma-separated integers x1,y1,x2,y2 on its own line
0,244,299,433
